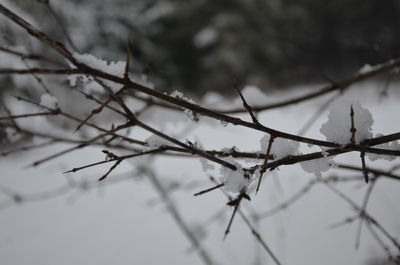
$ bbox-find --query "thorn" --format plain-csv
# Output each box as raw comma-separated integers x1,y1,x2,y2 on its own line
98,175,107,181
193,183,224,196
242,193,251,201
360,152,369,183
62,168,76,174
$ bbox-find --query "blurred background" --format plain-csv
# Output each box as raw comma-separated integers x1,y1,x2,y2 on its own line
2,0,400,95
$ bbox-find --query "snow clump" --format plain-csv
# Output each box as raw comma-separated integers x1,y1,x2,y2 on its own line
169,90,196,104
72,53,125,78
368,134,400,161
358,64,375,74
259,135,300,159
220,158,253,194
40,94,58,109
320,99,373,145
301,157,335,177
184,109,199,122
68,53,125,93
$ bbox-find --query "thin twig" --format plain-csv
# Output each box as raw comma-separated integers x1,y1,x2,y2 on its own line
207,177,282,265
64,147,166,174
0,111,57,120
258,179,317,220
224,192,250,238
256,135,275,193
365,222,397,262
27,123,130,167
142,167,215,265
350,105,356,144
0,68,81,75
194,183,224,196
73,97,113,133
322,180,400,251
0,46,66,66
239,210,283,265
98,159,122,181
360,152,369,183
233,79,259,124
44,1,78,51
297,92,338,136
0,139,56,157
355,178,377,249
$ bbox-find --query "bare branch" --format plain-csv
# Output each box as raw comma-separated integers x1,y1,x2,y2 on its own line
0,111,57,120
350,105,356,144
233,79,259,124
360,151,369,183
0,68,81,75
64,147,166,174
194,183,224,196
256,135,275,193
0,46,66,66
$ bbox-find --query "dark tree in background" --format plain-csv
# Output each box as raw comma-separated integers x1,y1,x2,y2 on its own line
2,0,400,95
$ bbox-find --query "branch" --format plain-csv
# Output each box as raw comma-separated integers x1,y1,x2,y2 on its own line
0,67,81,75
233,79,259,124
0,111,58,120
142,167,216,265
0,46,66,66
256,135,275,193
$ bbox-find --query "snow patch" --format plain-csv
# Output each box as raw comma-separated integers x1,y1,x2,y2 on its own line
260,135,300,159
40,94,58,109
320,99,373,145
368,134,400,161
220,158,253,194
73,53,125,77
169,90,196,104
301,157,334,177
359,64,375,74
184,109,198,122
68,53,126,93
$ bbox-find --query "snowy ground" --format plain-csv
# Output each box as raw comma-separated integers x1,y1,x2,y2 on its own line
0,81,399,265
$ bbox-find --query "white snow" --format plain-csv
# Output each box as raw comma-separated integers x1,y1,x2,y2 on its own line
220,158,252,194
169,90,183,98
73,53,126,77
358,64,375,74
368,134,400,161
220,120,228,127
169,90,196,104
301,156,334,177
260,135,300,159
40,94,59,109
68,53,126,93
320,99,374,145
183,109,198,122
